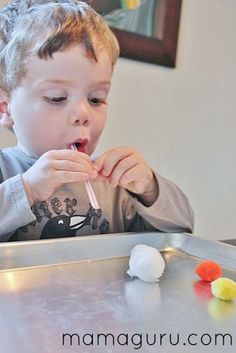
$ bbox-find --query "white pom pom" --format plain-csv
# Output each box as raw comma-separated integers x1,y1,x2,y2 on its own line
127,244,165,283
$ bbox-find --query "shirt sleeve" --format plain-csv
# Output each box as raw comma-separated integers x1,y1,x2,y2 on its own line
124,171,194,233
0,174,36,241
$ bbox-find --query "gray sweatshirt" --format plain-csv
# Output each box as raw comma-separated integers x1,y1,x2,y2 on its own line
0,146,194,241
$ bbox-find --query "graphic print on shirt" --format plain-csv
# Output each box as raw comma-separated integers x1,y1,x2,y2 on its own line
18,197,110,238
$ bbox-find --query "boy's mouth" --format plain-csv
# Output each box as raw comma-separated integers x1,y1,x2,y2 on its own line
69,139,88,153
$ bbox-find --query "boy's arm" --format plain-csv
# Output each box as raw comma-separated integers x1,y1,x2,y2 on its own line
126,171,194,233
0,174,36,240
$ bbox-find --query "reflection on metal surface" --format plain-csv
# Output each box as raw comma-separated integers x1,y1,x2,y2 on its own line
3,272,19,292
208,298,236,321
1,266,55,293
0,233,235,352
192,280,213,302
124,279,161,316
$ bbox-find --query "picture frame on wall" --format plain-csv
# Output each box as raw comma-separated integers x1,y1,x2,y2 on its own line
89,0,182,67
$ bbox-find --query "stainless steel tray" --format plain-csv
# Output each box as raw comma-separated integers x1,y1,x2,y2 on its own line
0,233,235,353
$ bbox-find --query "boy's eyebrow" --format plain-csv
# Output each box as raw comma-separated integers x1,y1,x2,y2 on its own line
44,79,73,85
41,79,111,86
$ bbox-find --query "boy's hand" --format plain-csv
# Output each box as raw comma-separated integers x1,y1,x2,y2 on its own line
95,147,159,207
22,150,98,206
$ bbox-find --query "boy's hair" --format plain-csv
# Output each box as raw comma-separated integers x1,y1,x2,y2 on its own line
0,0,120,93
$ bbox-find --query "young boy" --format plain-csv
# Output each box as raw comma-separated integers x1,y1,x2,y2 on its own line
0,0,194,241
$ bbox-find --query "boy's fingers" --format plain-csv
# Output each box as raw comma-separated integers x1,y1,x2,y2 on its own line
46,149,92,163
109,158,138,188
95,148,135,176
57,171,91,183
119,167,139,186
54,159,96,175
93,151,109,171
120,166,156,195
93,174,107,183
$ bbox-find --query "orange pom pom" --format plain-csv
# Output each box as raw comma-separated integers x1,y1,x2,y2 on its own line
195,260,222,282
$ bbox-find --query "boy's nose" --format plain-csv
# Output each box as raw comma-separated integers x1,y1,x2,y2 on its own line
69,100,91,126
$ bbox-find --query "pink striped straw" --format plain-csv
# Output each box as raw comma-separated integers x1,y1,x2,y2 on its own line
70,144,100,210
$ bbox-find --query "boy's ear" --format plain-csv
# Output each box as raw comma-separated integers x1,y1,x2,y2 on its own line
0,112,14,129
0,90,14,128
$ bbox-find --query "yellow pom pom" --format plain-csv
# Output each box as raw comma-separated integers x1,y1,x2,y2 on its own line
211,277,236,301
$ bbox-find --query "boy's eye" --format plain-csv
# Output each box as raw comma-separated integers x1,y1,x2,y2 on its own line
89,97,107,106
44,96,67,104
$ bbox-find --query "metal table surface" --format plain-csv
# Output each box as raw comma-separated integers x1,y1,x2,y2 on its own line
0,233,235,353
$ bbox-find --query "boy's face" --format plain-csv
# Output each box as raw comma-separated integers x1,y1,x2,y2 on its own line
7,44,113,157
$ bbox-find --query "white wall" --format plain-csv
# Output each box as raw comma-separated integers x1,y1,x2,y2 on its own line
1,0,235,239
0,127,16,146
97,0,236,240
